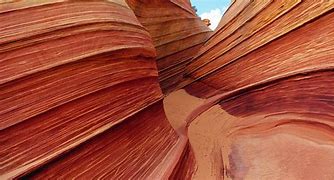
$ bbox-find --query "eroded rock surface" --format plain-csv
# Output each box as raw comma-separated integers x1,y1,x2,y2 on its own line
1,0,334,179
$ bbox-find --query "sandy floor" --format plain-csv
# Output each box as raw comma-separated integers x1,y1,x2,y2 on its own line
164,89,334,180
164,90,234,179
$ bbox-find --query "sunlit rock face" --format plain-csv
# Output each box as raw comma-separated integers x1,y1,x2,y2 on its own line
1,0,334,179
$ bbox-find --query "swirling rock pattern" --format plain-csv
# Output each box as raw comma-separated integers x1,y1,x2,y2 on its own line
1,0,334,179
183,0,334,179
0,0,181,179
126,0,212,94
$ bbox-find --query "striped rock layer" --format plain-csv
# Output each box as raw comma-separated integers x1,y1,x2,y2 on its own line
1,0,334,179
126,0,212,94
183,0,334,179
0,1,186,179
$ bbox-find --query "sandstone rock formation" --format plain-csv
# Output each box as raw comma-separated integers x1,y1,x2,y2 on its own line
0,1,179,179
1,0,333,179
183,0,334,179
126,0,212,94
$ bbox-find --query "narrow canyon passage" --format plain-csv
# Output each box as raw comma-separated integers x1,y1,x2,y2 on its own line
1,0,333,179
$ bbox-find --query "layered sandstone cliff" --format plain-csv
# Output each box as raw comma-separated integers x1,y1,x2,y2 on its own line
1,0,333,179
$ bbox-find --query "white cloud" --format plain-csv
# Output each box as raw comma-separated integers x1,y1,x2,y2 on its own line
199,7,227,30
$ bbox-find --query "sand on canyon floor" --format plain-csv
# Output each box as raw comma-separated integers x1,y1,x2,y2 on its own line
164,89,334,180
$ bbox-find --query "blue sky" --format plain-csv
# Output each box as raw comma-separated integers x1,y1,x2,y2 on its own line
190,0,231,30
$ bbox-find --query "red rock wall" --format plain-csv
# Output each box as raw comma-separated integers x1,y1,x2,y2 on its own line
169,143,196,180
185,0,333,84
1,0,334,179
126,0,212,94
0,1,184,179
183,0,334,178
23,102,179,179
